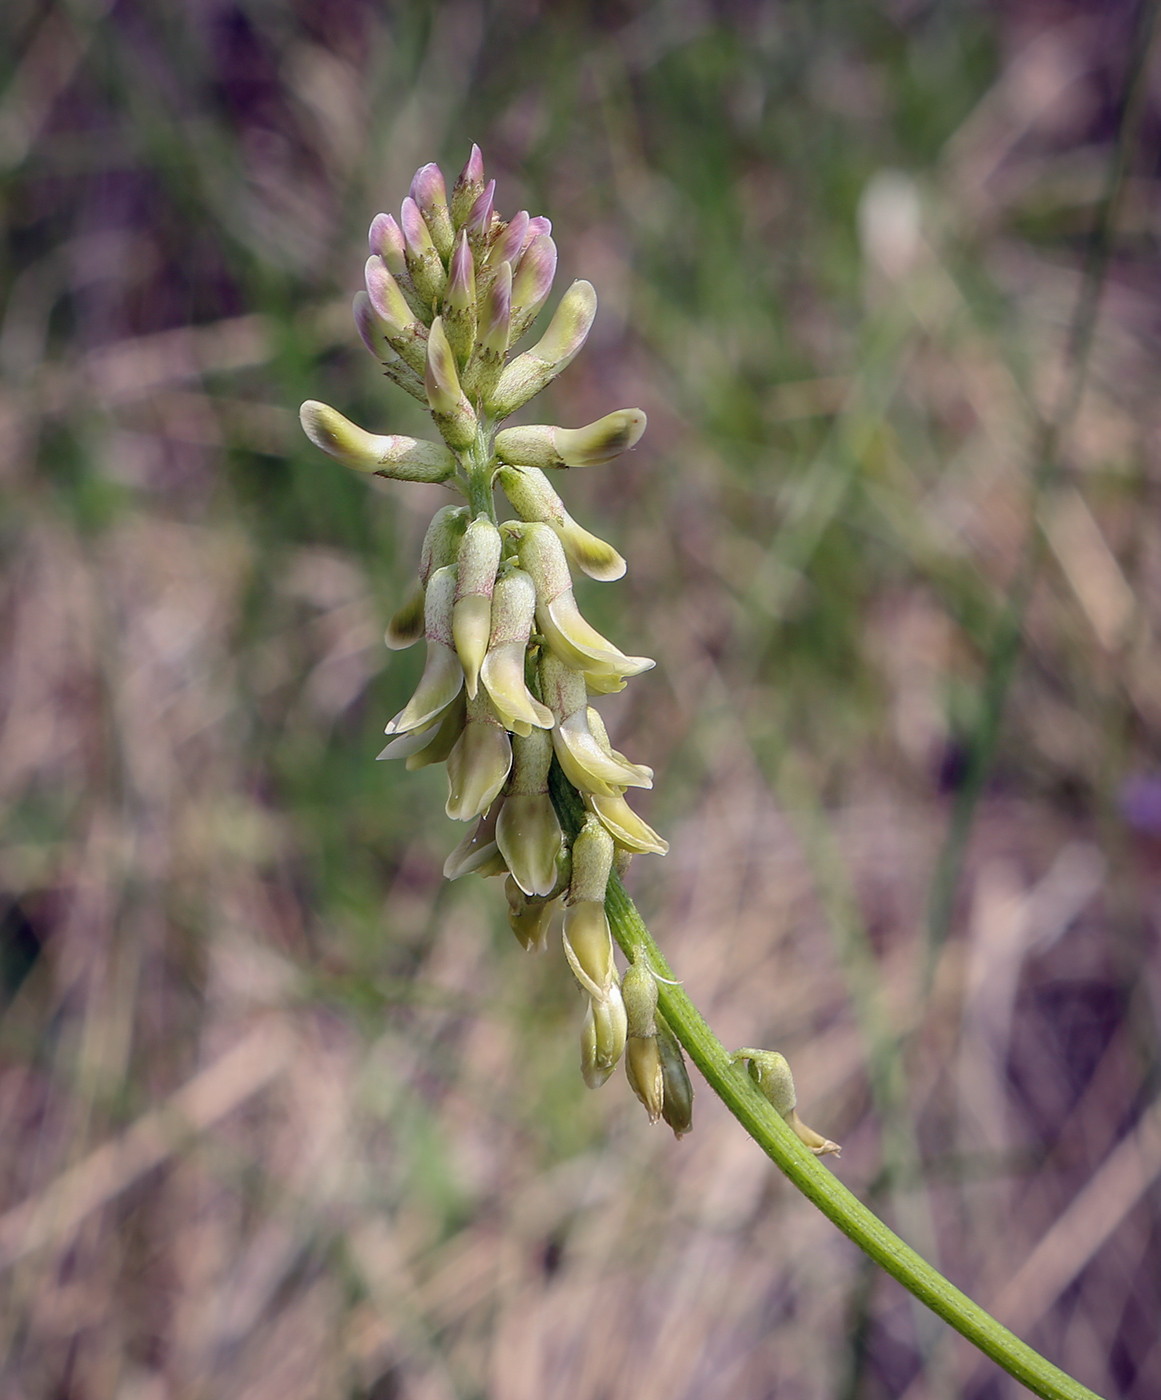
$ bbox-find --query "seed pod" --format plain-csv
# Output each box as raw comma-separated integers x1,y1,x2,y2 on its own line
656,1014,693,1138
731,1049,841,1157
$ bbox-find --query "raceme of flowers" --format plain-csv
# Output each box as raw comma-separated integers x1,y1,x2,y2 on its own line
299,146,691,1135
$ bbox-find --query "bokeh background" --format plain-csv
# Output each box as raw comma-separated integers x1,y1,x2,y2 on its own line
3,1,1161,1396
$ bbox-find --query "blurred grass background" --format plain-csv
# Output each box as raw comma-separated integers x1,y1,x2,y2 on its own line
2,0,1161,1396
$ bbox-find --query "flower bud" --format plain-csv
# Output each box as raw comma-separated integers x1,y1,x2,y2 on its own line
465,179,496,243
461,262,511,402
453,517,502,699
569,816,615,904
731,1049,840,1157
365,257,428,373
580,987,628,1086
384,566,463,735
409,162,454,261
509,235,557,342
656,1014,693,1138
425,316,477,450
489,210,529,268
369,212,408,277
479,567,554,734
451,144,486,228
494,410,647,470
443,232,477,365
299,401,456,483
523,215,552,246
420,505,469,585
498,465,625,582
401,195,447,309
445,689,513,821
621,961,658,1039
505,877,557,952
385,583,425,650
489,281,597,419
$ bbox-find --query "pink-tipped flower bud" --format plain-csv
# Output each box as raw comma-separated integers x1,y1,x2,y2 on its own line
489,210,529,268
365,257,428,375
409,162,454,259
369,212,407,277
443,231,478,366
425,316,477,450
509,234,557,341
465,179,496,237
451,143,486,228
523,215,552,247
401,196,447,310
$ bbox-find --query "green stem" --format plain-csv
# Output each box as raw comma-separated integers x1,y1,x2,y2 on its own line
605,873,1102,1400
546,771,1101,1400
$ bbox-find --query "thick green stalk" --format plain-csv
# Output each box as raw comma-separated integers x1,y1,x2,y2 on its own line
546,771,1102,1400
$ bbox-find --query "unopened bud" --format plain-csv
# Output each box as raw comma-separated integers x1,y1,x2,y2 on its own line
451,144,486,228
369,212,408,277
489,280,597,418
365,257,428,374
400,195,447,310
419,505,469,585
425,316,477,450
731,1049,840,1157
621,961,658,1039
509,235,557,341
489,210,529,268
444,232,477,365
409,162,454,260
465,179,496,242
495,410,647,471
299,401,455,482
